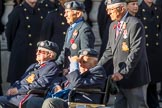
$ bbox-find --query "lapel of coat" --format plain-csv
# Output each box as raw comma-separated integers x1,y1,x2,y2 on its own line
66,21,84,48
112,14,130,55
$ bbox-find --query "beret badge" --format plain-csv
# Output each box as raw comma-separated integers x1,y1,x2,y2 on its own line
83,50,88,55
107,0,112,4
67,4,71,9
40,42,45,46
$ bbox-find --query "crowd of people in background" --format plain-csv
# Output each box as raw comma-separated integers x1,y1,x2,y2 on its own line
0,0,162,108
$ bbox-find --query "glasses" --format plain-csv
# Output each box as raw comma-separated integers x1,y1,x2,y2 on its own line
36,49,49,54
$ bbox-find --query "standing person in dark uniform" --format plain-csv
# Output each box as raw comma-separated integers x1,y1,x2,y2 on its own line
0,40,60,108
40,0,71,57
5,0,47,84
98,0,150,107
56,1,95,71
137,0,162,108
126,0,139,16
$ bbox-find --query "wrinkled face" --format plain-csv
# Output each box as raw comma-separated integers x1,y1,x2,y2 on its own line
36,47,53,64
64,9,79,25
127,2,139,16
106,5,122,21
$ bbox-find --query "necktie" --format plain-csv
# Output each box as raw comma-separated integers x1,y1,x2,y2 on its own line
115,22,121,39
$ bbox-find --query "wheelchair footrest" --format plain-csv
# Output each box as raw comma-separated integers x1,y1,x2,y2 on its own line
68,102,105,108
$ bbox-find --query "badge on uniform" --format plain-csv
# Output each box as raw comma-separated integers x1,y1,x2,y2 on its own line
71,43,77,50
70,38,75,44
73,30,78,37
123,29,128,39
26,73,35,83
122,42,129,52
122,22,127,30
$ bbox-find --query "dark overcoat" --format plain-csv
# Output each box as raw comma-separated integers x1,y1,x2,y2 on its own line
5,2,46,83
98,13,151,89
137,1,162,83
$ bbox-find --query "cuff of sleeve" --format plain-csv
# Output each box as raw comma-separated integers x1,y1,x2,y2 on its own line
69,61,79,73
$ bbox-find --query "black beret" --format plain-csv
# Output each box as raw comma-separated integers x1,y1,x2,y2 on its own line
78,48,98,57
105,0,126,5
37,40,59,53
125,0,138,3
64,1,85,11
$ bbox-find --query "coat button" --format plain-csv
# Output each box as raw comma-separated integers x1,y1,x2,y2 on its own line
40,16,44,19
60,13,63,16
144,26,148,29
142,9,145,12
37,8,40,11
24,8,27,11
27,25,31,28
157,15,159,19
45,4,48,7
156,42,159,46
61,22,65,25
145,34,148,38
156,33,159,37
156,24,159,28
143,17,146,20
26,16,29,20
28,34,32,37
29,43,32,46
146,43,149,46
63,32,66,35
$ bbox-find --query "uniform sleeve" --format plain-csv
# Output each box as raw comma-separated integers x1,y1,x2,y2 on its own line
5,7,20,51
80,26,95,49
98,40,113,66
17,63,59,94
66,66,106,89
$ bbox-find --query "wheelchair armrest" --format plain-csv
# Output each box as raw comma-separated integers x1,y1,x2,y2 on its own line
27,89,48,96
72,88,105,94
68,88,105,102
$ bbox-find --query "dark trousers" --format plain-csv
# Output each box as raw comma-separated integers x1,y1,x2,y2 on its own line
147,83,160,108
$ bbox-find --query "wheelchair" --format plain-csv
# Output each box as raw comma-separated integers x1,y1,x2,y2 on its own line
19,76,119,108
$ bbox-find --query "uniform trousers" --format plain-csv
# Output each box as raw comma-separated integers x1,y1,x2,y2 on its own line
42,98,68,108
0,96,17,108
114,84,148,108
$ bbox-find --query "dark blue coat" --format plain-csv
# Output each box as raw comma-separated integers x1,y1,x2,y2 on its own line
5,1,47,83
65,65,107,104
6,60,59,106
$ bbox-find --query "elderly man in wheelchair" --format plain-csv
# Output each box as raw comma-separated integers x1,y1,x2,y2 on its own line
24,48,108,108
0,40,61,108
